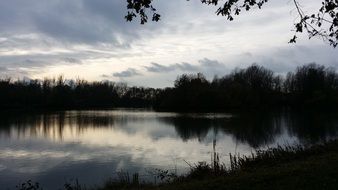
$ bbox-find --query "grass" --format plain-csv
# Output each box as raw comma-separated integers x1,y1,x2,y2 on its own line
154,141,338,190
16,140,338,190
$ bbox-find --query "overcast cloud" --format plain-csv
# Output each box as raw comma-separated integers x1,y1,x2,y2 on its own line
0,0,337,87
112,68,141,78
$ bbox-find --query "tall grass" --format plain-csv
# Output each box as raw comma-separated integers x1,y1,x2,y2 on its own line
179,141,338,181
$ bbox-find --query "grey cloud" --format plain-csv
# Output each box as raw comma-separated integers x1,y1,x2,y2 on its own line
62,57,82,64
145,62,199,73
241,45,338,74
0,67,33,78
4,59,49,69
0,48,135,73
197,58,229,78
0,66,8,72
199,58,224,67
0,0,153,47
141,58,229,82
0,51,89,70
241,52,253,57
145,62,175,73
0,0,159,73
113,68,141,78
176,62,200,71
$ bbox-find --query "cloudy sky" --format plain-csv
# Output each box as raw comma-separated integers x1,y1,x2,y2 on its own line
0,0,337,87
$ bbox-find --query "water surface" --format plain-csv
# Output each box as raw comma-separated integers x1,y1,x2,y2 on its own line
0,109,338,189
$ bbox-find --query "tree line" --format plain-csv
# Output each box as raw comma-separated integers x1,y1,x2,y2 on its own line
157,63,338,110
1,63,338,110
0,76,158,109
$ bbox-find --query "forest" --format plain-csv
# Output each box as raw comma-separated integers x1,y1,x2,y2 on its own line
1,63,338,110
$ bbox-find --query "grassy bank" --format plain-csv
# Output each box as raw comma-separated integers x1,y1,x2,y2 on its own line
155,144,338,190
18,140,338,190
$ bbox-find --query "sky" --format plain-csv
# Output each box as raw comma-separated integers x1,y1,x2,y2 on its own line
0,0,337,88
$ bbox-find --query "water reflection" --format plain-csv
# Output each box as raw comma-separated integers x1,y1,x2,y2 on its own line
0,110,338,189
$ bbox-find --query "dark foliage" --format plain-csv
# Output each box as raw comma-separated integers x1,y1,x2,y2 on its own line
1,64,337,110
155,64,338,110
285,63,338,107
0,77,156,109
16,180,42,190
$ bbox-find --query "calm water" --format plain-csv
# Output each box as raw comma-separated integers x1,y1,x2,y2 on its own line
1,109,338,189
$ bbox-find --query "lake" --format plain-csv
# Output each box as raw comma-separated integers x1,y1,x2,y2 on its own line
1,109,338,189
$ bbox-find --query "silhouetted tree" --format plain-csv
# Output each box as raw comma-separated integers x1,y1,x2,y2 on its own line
155,73,212,110
1,64,337,110
211,65,282,108
285,63,338,107
125,0,338,47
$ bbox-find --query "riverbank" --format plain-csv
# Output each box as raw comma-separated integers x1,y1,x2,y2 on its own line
97,140,338,190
